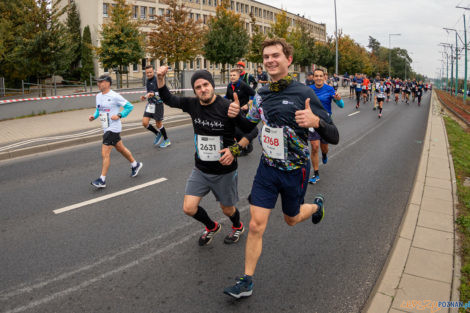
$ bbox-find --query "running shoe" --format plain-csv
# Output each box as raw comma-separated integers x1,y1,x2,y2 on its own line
312,194,325,224
154,132,163,145
159,139,171,148
199,222,221,246
91,178,106,188
308,175,319,184
373,106,377,110
224,223,245,244
224,276,253,299
378,113,382,118
322,154,328,164
131,162,143,177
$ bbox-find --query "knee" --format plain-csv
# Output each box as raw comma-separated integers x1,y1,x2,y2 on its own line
155,121,163,129
283,216,297,227
249,219,266,235
183,204,197,216
142,120,149,127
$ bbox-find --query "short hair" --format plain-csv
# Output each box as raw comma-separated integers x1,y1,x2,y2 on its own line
230,68,241,74
262,38,294,59
145,65,154,70
313,68,325,75
257,65,263,70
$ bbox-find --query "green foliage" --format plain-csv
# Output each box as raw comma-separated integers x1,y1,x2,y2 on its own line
312,42,335,70
245,13,265,65
66,1,82,79
203,0,249,73
269,10,289,39
147,0,205,73
287,22,316,68
81,26,95,81
96,0,145,87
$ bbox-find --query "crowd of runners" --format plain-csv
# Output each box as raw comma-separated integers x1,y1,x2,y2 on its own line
87,37,428,299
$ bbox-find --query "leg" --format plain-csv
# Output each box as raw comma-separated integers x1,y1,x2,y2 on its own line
114,140,135,163
244,205,271,276
100,144,113,177
320,142,329,155
142,116,150,128
183,194,203,216
283,203,319,226
220,204,236,218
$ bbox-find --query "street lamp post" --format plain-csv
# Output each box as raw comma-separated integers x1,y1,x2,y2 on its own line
334,0,338,75
389,33,401,78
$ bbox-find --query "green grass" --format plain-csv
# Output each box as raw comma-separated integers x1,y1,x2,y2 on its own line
444,116,470,311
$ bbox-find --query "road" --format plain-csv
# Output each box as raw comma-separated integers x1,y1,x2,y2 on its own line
0,92,431,313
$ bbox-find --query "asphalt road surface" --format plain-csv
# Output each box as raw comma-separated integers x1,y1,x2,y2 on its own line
0,91,431,313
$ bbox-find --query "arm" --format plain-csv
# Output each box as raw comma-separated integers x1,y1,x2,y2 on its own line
234,113,258,134
93,108,99,119
119,102,134,118
315,119,339,145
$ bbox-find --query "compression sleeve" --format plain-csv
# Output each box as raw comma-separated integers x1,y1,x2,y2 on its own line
120,103,134,118
93,108,99,119
334,99,344,108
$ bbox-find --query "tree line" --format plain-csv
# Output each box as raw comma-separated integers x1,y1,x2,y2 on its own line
0,0,425,89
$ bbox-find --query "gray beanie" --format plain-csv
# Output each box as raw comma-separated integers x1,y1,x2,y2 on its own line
191,70,215,90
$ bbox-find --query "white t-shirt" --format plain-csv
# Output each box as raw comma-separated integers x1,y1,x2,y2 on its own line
96,90,128,133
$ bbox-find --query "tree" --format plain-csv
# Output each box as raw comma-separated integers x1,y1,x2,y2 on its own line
66,1,82,80
367,36,381,55
269,10,289,39
287,22,316,70
245,13,266,65
203,0,249,82
147,0,205,82
95,0,145,88
311,42,335,71
81,25,95,81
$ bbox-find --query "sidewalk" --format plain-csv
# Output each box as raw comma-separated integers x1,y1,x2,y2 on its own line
364,90,460,313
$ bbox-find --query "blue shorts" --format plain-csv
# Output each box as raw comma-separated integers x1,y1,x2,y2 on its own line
249,159,310,217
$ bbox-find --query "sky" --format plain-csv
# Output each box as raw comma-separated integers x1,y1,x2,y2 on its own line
257,0,470,79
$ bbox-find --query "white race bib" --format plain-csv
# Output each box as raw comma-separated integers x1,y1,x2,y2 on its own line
362,85,366,90
197,135,222,161
261,125,285,160
99,113,109,129
145,103,156,113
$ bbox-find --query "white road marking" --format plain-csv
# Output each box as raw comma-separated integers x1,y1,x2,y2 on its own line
348,111,360,116
53,178,167,214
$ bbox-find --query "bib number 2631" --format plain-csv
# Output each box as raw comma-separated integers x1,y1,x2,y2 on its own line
261,125,285,160
197,135,222,161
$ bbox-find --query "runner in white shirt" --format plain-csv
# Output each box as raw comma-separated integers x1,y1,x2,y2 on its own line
88,75,143,188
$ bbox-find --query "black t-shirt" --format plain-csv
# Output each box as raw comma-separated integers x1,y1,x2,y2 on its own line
146,76,162,105
158,85,238,175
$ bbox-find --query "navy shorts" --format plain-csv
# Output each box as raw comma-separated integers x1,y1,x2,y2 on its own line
249,159,310,217
308,130,328,144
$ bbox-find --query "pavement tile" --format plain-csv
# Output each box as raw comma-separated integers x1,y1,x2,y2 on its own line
422,186,453,202
425,177,452,191
392,274,450,313
377,237,412,296
428,147,450,161
400,205,420,240
412,226,453,255
425,166,451,181
404,247,453,283
420,198,453,216
410,183,424,206
418,210,454,233
366,292,392,313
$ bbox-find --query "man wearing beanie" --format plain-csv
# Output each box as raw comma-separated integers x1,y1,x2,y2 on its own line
156,66,250,246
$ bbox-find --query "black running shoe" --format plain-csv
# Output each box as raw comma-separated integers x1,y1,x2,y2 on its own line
312,195,325,224
224,223,245,244
131,162,143,177
91,178,106,188
198,222,221,246
224,276,253,299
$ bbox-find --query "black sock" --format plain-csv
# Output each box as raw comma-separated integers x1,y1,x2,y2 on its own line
322,153,327,159
229,208,241,228
146,124,159,136
193,206,216,230
159,126,168,140
379,107,383,113
314,170,319,176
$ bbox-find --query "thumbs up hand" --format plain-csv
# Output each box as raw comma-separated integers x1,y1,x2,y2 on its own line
228,92,240,118
295,98,320,128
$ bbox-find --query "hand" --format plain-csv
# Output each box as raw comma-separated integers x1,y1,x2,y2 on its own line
111,115,120,121
295,98,320,128
219,148,234,165
241,104,248,111
147,92,154,98
228,92,240,118
88,115,95,122
334,93,341,101
156,66,168,87
140,95,146,101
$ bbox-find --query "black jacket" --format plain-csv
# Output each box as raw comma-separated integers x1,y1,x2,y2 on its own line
225,79,256,107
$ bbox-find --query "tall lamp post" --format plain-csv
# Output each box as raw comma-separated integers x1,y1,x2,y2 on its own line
334,0,339,75
444,27,465,96
389,33,401,78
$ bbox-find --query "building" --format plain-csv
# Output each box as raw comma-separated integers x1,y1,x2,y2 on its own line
61,0,327,79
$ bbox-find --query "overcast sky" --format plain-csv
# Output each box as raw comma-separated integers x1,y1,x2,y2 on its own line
257,0,470,79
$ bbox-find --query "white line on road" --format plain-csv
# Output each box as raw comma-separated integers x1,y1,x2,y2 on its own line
53,178,167,214
348,111,360,116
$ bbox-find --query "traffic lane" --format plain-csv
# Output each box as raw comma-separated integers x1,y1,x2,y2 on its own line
8,94,431,313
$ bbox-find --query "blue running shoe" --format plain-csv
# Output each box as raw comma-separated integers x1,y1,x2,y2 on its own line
312,194,325,224
91,178,106,188
131,162,143,177
154,133,162,145
322,154,328,164
224,276,253,299
308,175,317,184
159,139,171,148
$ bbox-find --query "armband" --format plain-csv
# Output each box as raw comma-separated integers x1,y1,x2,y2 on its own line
228,143,242,157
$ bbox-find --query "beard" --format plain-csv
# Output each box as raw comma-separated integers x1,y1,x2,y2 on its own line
198,90,215,105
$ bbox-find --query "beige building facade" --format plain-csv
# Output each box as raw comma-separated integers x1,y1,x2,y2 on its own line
62,0,327,78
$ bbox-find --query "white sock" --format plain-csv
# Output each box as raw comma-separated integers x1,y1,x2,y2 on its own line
100,175,106,182
131,161,138,167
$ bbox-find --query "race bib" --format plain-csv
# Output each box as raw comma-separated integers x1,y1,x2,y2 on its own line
99,113,109,129
146,103,156,114
196,135,222,161
362,85,366,90
261,125,285,160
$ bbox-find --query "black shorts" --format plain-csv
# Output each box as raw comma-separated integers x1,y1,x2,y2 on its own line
377,97,385,102
103,131,121,146
143,103,164,121
386,88,391,94
405,90,411,94
362,89,368,94
394,89,400,94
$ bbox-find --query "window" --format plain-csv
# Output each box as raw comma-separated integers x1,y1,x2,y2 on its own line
203,0,206,4
103,3,108,17
140,6,146,19
210,61,213,69
133,63,138,72
263,10,266,18
151,59,155,67
245,5,248,13
104,67,109,73
215,63,219,69
196,13,200,21
204,59,207,69
190,13,194,19
231,1,234,10
149,7,155,20
203,15,207,24
209,0,212,5
158,8,164,16
255,7,258,16
214,0,217,6
196,58,201,69
132,6,138,19
141,59,147,69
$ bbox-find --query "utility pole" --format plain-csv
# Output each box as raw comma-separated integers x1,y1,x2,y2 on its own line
457,6,469,100
334,0,338,75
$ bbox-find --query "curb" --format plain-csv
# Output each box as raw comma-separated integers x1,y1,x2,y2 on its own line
361,91,434,312
0,117,191,161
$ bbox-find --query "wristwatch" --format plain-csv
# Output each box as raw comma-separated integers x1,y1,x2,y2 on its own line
117,113,122,118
